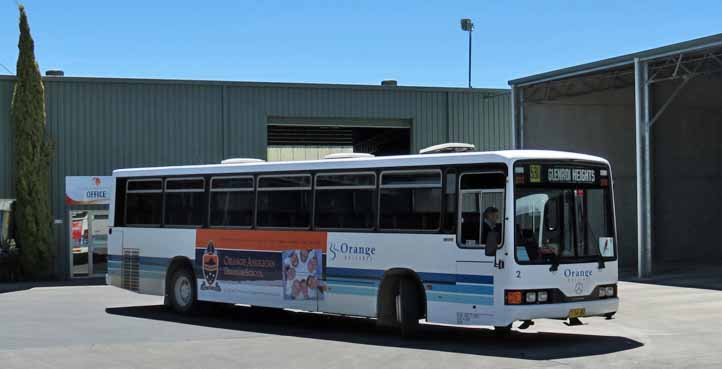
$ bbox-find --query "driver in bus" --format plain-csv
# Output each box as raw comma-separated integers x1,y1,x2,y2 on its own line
481,207,501,245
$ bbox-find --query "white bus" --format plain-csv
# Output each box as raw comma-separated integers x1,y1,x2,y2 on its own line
107,146,619,335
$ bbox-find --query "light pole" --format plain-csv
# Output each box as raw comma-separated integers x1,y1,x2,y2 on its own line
460,18,474,88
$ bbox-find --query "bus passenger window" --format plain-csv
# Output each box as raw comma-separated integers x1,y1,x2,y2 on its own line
315,173,375,229
257,175,312,228
164,178,205,227
125,179,163,226
209,176,254,227
379,170,441,231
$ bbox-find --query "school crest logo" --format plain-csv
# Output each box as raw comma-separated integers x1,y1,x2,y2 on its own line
200,241,221,291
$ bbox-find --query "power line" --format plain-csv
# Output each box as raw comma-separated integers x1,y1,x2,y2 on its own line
0,63,13,74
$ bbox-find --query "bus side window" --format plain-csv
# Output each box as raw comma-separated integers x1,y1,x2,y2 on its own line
209,176,254,228
379,170,442,231
314,172,376,230
125,179,163,227
164,178,206,227
257,174,312,228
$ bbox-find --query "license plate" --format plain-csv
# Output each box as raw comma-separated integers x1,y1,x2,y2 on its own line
568,308,586,318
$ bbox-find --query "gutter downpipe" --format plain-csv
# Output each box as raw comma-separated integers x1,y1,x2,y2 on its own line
634,57,652,278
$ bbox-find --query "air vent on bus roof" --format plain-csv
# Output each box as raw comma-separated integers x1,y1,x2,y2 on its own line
323,153,375,160
419,143,475,155
220,158,266,164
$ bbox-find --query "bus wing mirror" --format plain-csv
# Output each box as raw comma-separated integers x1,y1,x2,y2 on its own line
485,231,500,257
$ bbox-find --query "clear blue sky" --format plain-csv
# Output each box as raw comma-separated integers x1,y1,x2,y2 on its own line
1,0,720,88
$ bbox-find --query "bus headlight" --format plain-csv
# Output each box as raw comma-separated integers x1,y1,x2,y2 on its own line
605,286,615,297
537,290,548,302
597,284,617,298
525,292,537,303
505,289,553,305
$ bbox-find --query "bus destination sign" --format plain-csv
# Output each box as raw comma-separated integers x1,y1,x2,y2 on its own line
546,167,595,183
517,164,606,186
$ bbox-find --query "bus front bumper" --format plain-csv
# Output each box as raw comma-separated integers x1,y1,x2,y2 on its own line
503,297,619,324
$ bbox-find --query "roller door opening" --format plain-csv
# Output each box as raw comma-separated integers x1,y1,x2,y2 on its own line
267,119,411,161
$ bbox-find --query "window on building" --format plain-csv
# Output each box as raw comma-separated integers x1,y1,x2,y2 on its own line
315,173,376,229
125,179,163,226
379,170,442,231
257,174,311,228
209,176,254,227
164,178,205,227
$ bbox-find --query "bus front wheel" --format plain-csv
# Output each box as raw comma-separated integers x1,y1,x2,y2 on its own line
169,267,197,314
395,278,420,337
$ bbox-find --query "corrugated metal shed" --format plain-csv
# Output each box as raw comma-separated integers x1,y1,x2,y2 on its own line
0,75,511,278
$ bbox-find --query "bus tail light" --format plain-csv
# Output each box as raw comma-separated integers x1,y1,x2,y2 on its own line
505,291,523,305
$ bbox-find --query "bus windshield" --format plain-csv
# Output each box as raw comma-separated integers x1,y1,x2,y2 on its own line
513,163,615,265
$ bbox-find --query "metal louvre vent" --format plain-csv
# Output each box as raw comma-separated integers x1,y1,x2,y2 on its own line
121,248,140,291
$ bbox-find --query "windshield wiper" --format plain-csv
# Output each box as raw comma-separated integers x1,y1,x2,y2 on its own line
549,253,560,272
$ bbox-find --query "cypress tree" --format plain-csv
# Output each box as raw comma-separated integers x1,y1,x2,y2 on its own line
11,5,55,279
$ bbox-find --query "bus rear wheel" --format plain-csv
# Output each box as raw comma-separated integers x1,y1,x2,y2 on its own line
169,267,197,314
395,278,420,337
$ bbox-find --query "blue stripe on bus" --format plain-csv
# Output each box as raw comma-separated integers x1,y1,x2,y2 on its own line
108,254,170,267
111,258,494,286
426,292,493,305
326,267,493,285
326,267,384,280
428,283,493,295
326,277,380,287
420,272,493,285
328,285,378,297
455,274,494,285
108,261,166,271
139,270,164,277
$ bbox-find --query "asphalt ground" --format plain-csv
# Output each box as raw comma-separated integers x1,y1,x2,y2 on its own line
1,279,721,369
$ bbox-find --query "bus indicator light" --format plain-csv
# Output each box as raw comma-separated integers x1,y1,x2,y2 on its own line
505,291,523,305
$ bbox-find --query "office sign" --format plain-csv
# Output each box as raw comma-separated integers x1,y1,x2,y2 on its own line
65,176,114,205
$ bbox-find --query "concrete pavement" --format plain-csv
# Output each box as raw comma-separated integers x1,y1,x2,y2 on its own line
0,281,720,369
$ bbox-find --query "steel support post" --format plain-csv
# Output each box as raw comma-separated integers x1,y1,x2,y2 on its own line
511,86,517,149
519,90,525,149
634,58,652,278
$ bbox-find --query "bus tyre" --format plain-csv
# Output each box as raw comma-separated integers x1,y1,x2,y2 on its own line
169,267,197,314
395,278,420,338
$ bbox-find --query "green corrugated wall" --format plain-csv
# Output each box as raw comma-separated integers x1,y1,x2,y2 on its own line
0,75,511,278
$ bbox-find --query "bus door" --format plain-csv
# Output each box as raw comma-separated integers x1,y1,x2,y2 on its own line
453,172,505,325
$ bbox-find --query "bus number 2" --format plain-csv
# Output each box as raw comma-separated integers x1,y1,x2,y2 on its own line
515,271,521,278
